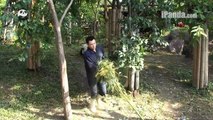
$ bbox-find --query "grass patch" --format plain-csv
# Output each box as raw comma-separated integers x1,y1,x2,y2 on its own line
174,68,192,82
0,45,63,119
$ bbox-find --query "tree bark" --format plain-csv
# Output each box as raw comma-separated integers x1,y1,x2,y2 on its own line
59,0,74,26
27,0,41,71
196,39,201,88
192,43,198,88
200,38,205,88
135,70,140,90
192,28,209,89
68,20,72,45
108,9,112,56
48,0,72,119
27,40,41,71
104,0,109,56
204,29,209,87
129,68,136,91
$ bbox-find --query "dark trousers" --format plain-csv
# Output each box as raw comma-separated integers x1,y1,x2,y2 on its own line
87,76,107,98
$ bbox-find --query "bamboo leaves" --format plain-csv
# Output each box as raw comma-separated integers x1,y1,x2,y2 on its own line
96,60,119,93
191,25,207,46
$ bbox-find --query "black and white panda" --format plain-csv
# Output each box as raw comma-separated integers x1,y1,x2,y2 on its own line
17,9,28,20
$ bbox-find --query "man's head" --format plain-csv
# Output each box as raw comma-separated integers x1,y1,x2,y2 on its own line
86,36,96,51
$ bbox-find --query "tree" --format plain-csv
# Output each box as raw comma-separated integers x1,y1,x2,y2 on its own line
185,0,213,89
47,0,73,119
118,34,145,97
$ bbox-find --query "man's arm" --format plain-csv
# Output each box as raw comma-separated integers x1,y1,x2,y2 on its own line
83,52,97,71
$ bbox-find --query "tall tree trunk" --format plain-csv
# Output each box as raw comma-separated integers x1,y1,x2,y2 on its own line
104,0,109,56
108,9,112,56
192,28,209,89
108,0,116,57
27,0,41,71
48,0,72,119
115,0,121,50
204,29,209,87
112,7,116,38
128,0,132,35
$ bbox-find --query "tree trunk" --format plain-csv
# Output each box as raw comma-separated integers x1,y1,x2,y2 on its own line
135,70,140,90
27,40,41,71
107,0,116,57
129,68,136,91
128,0,132,35
108,9,112,56
192,42,198,87
192,29,209,89
204,29,209,87
112,8,116,38
104,0,109,57
68,20,72,45
116,0,121,38
27,0,41,71
200,37,205,88
48,0,72,119
126,68,140,97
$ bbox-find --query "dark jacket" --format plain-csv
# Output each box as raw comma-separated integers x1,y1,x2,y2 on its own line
83,45,104,85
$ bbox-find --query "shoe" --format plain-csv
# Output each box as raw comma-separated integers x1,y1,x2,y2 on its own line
96,95,105,110
89,98,97,112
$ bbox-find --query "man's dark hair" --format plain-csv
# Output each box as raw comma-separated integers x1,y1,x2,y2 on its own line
86,36,95,44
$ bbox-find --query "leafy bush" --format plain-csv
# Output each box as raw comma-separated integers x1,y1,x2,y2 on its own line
118,34,145,70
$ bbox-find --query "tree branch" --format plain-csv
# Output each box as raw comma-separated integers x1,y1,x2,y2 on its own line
107,0,112,5
60,0,74,26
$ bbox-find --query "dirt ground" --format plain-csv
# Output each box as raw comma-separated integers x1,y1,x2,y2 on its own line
65,50,213,120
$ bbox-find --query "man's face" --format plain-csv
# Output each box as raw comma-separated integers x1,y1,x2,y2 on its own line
87,39,96,51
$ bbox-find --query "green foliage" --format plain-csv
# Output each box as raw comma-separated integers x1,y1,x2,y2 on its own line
118,34,145,70
120,0,174,52
0,0,54,62
0,0,6,15
174,68,192,83
191,25,207,46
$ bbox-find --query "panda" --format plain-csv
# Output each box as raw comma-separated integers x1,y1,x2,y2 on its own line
17,9,28,20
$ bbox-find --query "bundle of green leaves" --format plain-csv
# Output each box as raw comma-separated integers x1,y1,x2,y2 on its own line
96,59,122,94
96,59,143,118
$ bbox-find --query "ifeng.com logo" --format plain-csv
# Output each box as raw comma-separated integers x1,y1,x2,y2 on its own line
161,11,197,19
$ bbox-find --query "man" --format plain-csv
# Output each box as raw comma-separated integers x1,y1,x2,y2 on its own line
83,36,106,112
